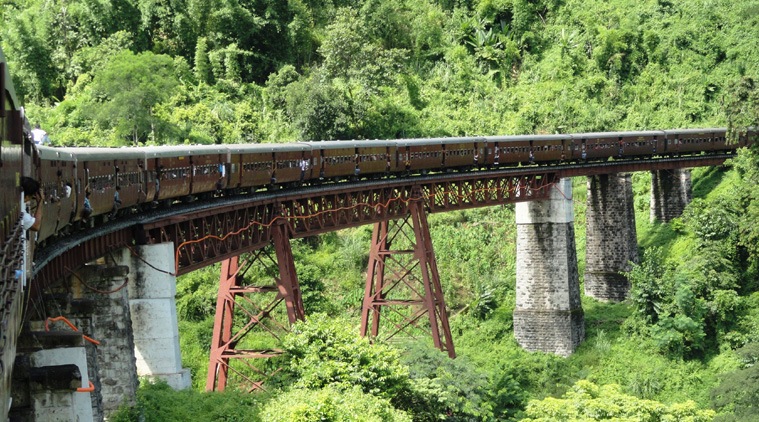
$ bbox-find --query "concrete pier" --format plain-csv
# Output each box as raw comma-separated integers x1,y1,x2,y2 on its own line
513,178,584,356
121,243,191,390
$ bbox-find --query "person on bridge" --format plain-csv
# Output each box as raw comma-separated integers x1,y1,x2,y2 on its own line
111,186,122,218
20,177,43,233
300,157,309,182
31,123,50,145
82,191,93,221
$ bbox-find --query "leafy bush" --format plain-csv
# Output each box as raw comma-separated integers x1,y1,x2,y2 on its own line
711,343,759,421
521,380,715,421
109,379,264,422
279,314,411,401
260,385,411,422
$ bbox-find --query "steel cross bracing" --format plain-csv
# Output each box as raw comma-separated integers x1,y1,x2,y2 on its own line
198,174,555,391
360,193,455,358
206,221,305,393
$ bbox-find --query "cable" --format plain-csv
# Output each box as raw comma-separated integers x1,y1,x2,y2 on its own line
44,316,100,346
64,265,129,295
123,244,176,277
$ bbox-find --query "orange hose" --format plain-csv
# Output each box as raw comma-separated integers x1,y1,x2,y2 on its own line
45,316,101,346
76,380,95,393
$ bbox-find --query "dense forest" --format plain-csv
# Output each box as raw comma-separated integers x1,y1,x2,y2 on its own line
3,0,759,420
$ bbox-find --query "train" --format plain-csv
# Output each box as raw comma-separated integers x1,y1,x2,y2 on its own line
24,127,754,247
1,46,32,421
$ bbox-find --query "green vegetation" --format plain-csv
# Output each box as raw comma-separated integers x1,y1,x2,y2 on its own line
4,0,759,420
521,380,716,421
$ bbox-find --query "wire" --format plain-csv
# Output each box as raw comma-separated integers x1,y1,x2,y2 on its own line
123,244,176,277
64,265,129,295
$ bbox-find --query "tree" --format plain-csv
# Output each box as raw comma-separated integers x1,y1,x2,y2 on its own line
87,50,179,145
279,313,410,400
194,37,213,85
711,343,759,421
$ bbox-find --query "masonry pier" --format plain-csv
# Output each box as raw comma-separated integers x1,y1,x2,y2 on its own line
584,173,638,301
650,169,692,222
513,178,584,356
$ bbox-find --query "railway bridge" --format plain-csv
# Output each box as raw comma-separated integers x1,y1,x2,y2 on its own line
8,152,729,419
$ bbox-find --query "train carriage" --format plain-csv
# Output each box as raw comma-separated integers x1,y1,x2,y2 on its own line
355,140,398,176
188,145,229,196
60,148,120,219
311,140,356,181
230,144,275,191
438,137,480,170
311,140,398,180
570,132,624,161
397,139,446,173
0,47,28,246
483,135,532,166
271,143,312,186
664,129,717,155
618,131,665,158
113,148,148,213
526,134,569,163
148,146,193,202
35,146,76,240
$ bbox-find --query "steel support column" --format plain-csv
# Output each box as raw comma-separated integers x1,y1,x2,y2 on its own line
360,193,455,358
206,221,304,392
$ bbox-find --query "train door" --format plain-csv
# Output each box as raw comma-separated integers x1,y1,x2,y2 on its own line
399,147,409,172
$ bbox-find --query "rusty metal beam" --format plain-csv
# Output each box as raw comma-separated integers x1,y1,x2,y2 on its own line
360,191,455,358
138,172,558,276
556,154,731,178
205,222,304,393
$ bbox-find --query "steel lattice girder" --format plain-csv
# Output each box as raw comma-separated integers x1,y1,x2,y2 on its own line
140,172,559,276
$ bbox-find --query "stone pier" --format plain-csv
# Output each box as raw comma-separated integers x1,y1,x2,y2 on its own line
650,169,691,222
119,243,191,390
585,173,638,301
29,338,94,421
74,256,138,419
513,178,584,356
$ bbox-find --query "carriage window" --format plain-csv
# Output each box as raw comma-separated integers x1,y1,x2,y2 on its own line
89,174,115,192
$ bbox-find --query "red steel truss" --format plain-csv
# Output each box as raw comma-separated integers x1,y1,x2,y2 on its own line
206,221,304,392
138,171,558,276
361,192,455,357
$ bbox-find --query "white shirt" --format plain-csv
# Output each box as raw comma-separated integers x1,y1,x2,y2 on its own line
32,128,49,145
22,211,36,230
